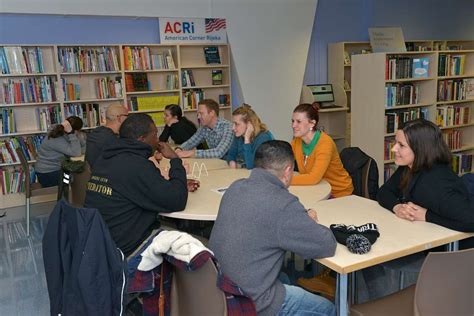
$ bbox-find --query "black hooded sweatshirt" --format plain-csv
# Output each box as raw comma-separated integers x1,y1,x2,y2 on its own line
84,138,188,256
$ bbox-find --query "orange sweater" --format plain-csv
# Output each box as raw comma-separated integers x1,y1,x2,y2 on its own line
291,132,353,198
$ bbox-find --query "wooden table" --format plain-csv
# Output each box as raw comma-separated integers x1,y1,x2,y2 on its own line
160,158,229,175
308,195,473,316
160,168,332,221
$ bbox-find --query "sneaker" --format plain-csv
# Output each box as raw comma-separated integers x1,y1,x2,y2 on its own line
296,268,336,300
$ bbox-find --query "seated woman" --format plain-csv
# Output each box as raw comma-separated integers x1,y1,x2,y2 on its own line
226,104,273,169
35,116,84,187
159,104,197,145
290,102,353,197
378,118,474,232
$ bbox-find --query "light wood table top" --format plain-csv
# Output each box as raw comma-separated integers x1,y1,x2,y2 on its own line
312,195,473,274
161,169,332,221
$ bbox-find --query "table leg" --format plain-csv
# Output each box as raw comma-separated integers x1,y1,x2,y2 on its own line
350,271,357,304
336,273,348,316
447,241,459,251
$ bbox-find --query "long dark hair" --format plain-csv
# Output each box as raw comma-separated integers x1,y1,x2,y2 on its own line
399,119,451,190
293,102,320,130
165,104,196,128
48,116,83,139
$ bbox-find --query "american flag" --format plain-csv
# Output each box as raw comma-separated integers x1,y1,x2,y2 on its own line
205,18,226,33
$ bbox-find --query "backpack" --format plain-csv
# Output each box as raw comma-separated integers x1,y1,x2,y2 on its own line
340,147,379,200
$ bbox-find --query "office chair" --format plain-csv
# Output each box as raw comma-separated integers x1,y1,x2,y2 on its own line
16,148,58,236
170,259,227,316
350,248,474,316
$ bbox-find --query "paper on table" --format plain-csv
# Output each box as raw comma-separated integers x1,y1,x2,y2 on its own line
211,187,228,195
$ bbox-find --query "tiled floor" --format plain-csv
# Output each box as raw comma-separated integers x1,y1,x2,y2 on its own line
0,216,50,315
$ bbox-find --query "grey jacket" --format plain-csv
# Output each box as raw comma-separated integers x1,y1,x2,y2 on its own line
209,168,336,316
35,133,82,173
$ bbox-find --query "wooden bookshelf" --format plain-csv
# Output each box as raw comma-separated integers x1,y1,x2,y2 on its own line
351,49,474,183
328,40,474,147
0,43,233,208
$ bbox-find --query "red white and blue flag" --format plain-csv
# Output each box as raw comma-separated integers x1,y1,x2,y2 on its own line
205,18,227,33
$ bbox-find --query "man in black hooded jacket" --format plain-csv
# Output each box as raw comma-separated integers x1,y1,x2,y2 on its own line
85,113,198,256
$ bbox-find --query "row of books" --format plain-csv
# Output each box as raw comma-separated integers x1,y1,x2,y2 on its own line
0,76,58,104
0,46,46,75
95,77,122,99
62,79,81,101
385,83,419,107
438,54,466,77
0,167,31,195
0,135,44,164
452,154,473,175
442,129,462,150
385,108,429,134
181,69,196,87
0,108,16,134
386,57,429,80
436,106,471,127
124,73,149,92
123,46,175,71
57,47,120,73
182,89,205,110
384,140,396,161
437,78,474,102
36,105,62,132
64,103,104,128
383,165,397,182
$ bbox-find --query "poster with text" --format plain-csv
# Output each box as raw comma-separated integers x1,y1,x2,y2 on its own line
160,17,227,44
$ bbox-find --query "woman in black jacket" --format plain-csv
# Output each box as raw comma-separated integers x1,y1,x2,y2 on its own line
377,119,474,233
159,104,197,145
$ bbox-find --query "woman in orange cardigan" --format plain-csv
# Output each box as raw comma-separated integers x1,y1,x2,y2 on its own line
291,102,353,198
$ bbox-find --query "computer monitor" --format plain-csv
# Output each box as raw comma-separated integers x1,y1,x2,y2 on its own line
307,84,335,104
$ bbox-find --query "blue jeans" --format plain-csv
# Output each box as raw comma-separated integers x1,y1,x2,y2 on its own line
277,285,336,316
37,170,61,187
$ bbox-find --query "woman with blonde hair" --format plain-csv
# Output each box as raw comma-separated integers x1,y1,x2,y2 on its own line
227,104,273,169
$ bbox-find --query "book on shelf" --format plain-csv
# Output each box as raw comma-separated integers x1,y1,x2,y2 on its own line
385,107,428,133
412,57,429,78
0,135,44,164
64,103,100,128
181,69,196,87
1,76,58,104
125,73,149,92
218,94,230,106
182,89,204,110
437,78,472,101
58,47,120,73
95,77,122,99
211,69,223,85
203,46,221,64
438,54,465,77
385,83,419,107
452,153,473,175
0,108,16,134
436,106,470,127
465,78,474,99
36,105,62,132
166,73,179,90
442,129,462,150
0,46,45,75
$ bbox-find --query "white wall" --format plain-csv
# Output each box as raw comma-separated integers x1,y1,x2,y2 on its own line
1,0,317,140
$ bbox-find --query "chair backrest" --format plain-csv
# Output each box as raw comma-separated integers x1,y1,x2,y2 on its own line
340,147,379,200
170,259,227,316
68,162,92,207
414,248,474,316
15,147,32,198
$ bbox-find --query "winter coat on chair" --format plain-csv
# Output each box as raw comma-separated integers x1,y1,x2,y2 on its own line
42,199,127,316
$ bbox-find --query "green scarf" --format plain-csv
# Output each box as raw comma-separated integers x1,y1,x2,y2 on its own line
302,130,321,157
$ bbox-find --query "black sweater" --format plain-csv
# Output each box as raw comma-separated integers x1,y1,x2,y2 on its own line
377,164,474,232
84,138,188,256
159,119,197,144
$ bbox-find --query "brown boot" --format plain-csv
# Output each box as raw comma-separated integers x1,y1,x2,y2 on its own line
296,268,336,300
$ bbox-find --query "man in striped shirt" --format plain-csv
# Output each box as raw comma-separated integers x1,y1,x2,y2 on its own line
176,99,234,159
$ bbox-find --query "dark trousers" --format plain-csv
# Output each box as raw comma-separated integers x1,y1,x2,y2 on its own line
37,170,61,188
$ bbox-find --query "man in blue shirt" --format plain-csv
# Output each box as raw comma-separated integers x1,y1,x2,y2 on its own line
176,99,233,159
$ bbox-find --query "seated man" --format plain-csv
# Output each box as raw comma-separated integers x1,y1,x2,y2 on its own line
176,99,233,159
209,140,337,316
84,113,198,257
85,103,129,169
